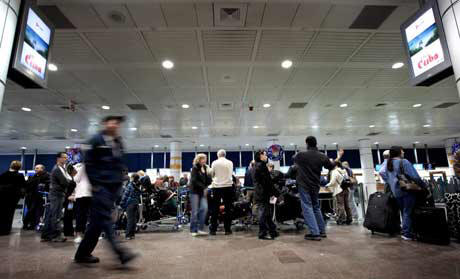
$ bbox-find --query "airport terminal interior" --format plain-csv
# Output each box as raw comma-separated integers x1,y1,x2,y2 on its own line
1,0,460,278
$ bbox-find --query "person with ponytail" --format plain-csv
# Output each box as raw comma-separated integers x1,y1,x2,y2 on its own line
379,146,426,240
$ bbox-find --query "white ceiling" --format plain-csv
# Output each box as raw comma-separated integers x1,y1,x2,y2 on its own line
1,0,460,153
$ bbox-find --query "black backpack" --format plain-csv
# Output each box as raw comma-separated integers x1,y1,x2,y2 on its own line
340,173,353,190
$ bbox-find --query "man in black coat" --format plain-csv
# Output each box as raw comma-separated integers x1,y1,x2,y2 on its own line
23,164,50,230
0,161,26,235
74,116,137,265
41,152,74,242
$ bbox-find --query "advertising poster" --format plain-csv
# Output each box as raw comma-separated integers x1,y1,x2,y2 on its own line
405,8,445,77
20,8,51,80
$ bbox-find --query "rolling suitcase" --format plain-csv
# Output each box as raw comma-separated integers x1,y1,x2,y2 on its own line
364,192,400,235
445,193,460,240
413,206,450,245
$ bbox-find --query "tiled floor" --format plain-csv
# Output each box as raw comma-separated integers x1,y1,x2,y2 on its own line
0,224,459,279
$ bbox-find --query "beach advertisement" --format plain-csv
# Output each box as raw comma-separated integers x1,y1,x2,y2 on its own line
20,8,51,80
405,8,445,77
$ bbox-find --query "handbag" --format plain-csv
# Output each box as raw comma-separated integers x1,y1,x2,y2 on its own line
397,160,423,192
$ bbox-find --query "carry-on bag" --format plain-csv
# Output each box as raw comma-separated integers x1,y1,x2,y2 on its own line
445,193,460,240
413,206,450,245
364,192,400,235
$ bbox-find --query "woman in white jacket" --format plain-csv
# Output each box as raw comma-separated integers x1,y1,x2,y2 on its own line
326,162,352,225
72,163,92,244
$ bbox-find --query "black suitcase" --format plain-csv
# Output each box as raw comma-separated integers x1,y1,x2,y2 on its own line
413,206,450,245
276,192,303,223
364,192,400,235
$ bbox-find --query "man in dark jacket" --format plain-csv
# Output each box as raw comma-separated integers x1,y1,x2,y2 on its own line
41,152,74,242
294,136,341,241
0,161,26,235
74,116,137,265
23,164,50,230
254,150,279,240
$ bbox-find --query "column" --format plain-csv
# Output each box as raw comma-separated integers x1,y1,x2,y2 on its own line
444,137,459,176
359,139,377,200
438,0,460,98
0,0,21,111
32,148,38,167
170,141,182,181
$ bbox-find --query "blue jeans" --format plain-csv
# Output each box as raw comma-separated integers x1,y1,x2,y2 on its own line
299,187,325,236
190,192,208,233
41,192,65,240
396,194,416,238
258,202,276,237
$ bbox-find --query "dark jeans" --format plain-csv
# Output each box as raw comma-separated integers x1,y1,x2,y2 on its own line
299,186,325,236
63,201,75,236
335,189,352,224
396,194,416,238
125,203,138,237
258,202,276,237
0,190,20,235
75,186,129,260
75,197,92,234
209,187,234,233
23,194,43,229
41,192,65,240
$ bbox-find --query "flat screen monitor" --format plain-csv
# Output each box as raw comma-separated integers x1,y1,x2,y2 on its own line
413,164,424,170
26,170,35,177
279,166,290,174
375,164,382,172
235,167,246,176
400,0,453,86
158,168,170,177
9,1,55,88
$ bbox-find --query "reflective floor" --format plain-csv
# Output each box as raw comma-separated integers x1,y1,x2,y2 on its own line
0,224,459,279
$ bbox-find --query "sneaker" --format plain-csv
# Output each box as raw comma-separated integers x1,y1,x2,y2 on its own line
120,252,139,265
224,231,233,235
270,231,280,239
191,232,199,237
401,235,413,241
197,230,208,236
320,233,327,238
74,236,83,244
126,236,135,240
74,255,100,264
258,235,273,240
209,231,217,236
304,234,321,241
52,236,67,242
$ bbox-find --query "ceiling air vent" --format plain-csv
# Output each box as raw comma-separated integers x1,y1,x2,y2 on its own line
433,102,459,108
267,133,280,137
214,3,247,27
38,5,75,29
109,11,126,23
350,5,397,29
375,103,387,107
366,132,381,136
219,103,234,110
54,136,66,140
127,104,148,110
160,135,172,138
289,102,308,109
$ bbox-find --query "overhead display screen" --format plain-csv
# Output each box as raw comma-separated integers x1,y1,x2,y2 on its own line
405,8,444,77
20,8,51,80
400,0,453,86
9,1,54,88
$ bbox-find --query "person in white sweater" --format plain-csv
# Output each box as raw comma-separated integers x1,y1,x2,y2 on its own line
209,149,234,235
72,163,92,244
326,162,352,225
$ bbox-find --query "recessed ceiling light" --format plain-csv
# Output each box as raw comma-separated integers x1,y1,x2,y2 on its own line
369,125,375,128
130,127,137,131
281,60,293,69
392,62,404,69
374,142,379,145
312,125,319,129
65,146,70,149
48,63,58,71
245,144,249,146
413,103,422,108
21,146,27,150
191,126,198,130
101,105,110,110
339,103,348,108
182,104,190,109
423,124,431,127
21,107,31,112
71,129,78,132
414,141,420,144
290,143,294,146
154,145,159,148
253,125,259,129
263,103,271,108
199,144,205,147
162,60,174,69
333,142,338,145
